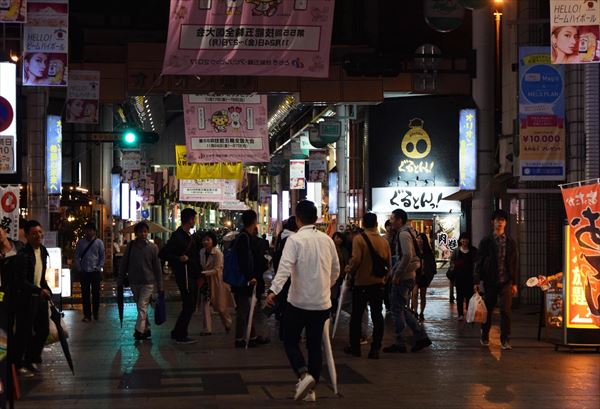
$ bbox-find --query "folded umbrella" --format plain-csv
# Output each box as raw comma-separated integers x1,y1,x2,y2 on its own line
48,301,74,375
331,277,348,339
322,318,338,395
117,285,124,328
244,284,257,349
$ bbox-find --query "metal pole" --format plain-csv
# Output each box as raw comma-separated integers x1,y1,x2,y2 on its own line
336,105,348,229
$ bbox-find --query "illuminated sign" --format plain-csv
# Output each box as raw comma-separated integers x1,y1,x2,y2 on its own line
0,62,17,174
372,186,462,214
121,182,130,220
46,115,62,194
111,174,121,217
459,109,477,190
46,247,62,295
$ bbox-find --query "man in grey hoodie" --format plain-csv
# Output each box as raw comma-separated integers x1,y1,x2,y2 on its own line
383,209,432,353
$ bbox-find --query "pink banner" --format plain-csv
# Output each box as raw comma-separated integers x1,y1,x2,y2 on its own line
183,94,269,163
163,0,335,78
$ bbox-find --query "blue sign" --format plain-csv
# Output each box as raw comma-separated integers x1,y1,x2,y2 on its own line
46,115,62,194
459,109,477,190
111,174,121,217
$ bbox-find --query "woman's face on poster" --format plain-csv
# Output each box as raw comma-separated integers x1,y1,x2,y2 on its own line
27,53,48,78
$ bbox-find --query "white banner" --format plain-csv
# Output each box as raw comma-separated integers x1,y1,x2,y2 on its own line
0,135,15,174
179,179,238,203
66,70,99,123
372,186,461,214
290,159,305,190
0,185,20,241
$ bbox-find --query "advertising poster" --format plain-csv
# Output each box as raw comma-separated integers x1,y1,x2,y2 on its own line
66,70,99,123
259,184,271,205
122,150,141,171
183,94,269,163
308,150,327,182
0,0,27,22
434,214,461,261
459,109,477,190
46,247,61,294
163,0,335,78
519,47,566,181
0,186,19,241
290,159,305,190
175,145,243,179
23,0,69,87
0,62,17,174
46,115,62,194
550,0,600,64
561,183,600,329
179,179,238,203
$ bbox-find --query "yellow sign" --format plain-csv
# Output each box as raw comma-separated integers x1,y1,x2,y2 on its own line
401,118,431,159
175,145,243,180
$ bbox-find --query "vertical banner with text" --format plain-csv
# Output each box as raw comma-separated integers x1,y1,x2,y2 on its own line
519,47,566,181
66,70,99,123
46,115,62,194
561,183,600,329
183,94,269,163
550,0,600,64
290,159,305,190
0,186,20,241
163,0,335,78
23,0,68,86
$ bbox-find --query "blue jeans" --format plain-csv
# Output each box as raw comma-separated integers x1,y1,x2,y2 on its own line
391,279,427,345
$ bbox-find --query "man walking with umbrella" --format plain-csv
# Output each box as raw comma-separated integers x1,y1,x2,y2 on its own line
266,200,340,402
14,220,53,377
74,222,105,322
162,208,201,344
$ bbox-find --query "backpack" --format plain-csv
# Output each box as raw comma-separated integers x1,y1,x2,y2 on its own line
360,232,389,278
223,233,252,287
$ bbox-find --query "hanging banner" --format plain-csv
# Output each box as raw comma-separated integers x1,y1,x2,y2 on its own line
424,0,465,33
163,0,335,78
46,115,62,195
259,184,271,205
0,62,17,174
550,0,600,64
175,145,243,180
23,0,69,86
122,150,141,171
561,183,600,329
519,47,566,181
66,70,99,123
459,109,477,190
434,214,461,261
308,149,327,183
179,179,238,203
183,94,269,163
0,0,27,22
219,201,250,211
290,159,305,190
0,186,19,241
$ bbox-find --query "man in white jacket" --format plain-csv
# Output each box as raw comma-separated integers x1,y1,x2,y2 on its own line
266,200,340,402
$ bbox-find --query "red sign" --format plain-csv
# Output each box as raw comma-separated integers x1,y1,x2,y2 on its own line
561,184,600,329
1,191,17,213
0,96,14,133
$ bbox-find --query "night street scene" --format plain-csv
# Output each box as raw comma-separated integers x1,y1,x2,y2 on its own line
0,1,598,408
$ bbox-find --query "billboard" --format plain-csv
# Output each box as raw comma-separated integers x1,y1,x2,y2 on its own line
550,0,600,64
46,115,62,195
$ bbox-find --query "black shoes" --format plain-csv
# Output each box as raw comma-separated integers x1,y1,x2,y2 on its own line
253,336,271,345
235,339,257,348
176,337,198,344
382,344,407,353
343,346,361,357
368,349,380,359
133,330,151,341
412,337,432,352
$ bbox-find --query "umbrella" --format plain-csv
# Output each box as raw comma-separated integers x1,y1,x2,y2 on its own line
222,231,239,242
322,318,338,395
120,220,172,234
117,285,124,328
331,277,348,339
244,284,257,349
48,301,74,375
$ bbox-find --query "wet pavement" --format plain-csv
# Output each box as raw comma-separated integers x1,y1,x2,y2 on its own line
16,274,600,409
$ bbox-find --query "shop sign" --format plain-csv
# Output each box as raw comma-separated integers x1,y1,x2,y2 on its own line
0,62,17,174
121,150,141,171
163,0,335,78
519,47,566,181
23,0,69,87
318,120,341,142
459,109,477,190
372,186,461,214
219,201,249,211
290,159,305,190
46,115,62,194
175,145,243,180
111,174,120,217
561,183,600,329
434,214,460,260
308,150,327,182
291,137,307,159
183,94,269,163
424,0,465,33
66,70,99,124
179,179,238,203
0,0,27,22
550,0,600,64
300,132,317,151
45,247,62,294
0,185,19,241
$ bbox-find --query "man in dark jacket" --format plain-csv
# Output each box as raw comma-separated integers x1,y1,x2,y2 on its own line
474,209,519,350
232,209,269,348
162,208,201,344
14,220,53,377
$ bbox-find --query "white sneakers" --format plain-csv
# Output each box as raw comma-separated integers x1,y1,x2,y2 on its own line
294,373,316,401
303,390,316,402
501,341,513,350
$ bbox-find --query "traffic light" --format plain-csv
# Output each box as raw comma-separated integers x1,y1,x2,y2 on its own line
118,129,159,148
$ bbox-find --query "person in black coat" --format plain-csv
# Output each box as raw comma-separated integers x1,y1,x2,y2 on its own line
413,233,437,321
162,208,202,344
450,232,478,320
14,220,53,376
474,209,519,350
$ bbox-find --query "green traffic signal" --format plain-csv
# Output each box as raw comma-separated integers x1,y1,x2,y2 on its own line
123,131,137,144
118,129,158,147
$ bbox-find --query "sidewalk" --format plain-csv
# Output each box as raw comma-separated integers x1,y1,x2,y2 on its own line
17,274,600,409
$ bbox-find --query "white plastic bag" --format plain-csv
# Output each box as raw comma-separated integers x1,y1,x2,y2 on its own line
466,293,488,324
46,305,69,345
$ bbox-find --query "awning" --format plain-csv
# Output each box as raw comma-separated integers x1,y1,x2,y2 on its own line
442,190,474,201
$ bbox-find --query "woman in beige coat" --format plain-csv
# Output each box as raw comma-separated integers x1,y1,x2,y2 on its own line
199,231,234,334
